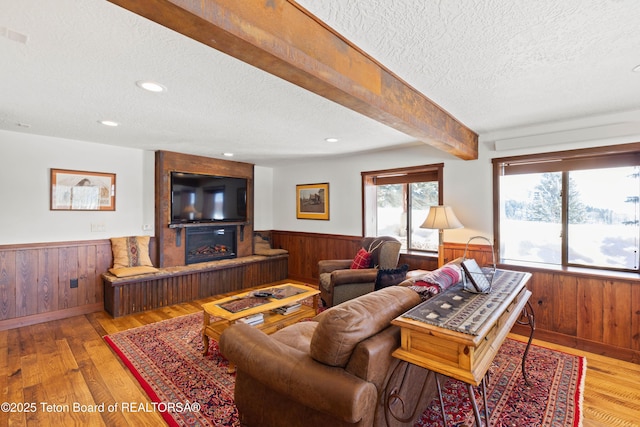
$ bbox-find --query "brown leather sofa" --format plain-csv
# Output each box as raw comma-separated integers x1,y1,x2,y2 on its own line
219,286,437,427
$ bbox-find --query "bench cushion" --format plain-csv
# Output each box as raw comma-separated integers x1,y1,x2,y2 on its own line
108,265,160,278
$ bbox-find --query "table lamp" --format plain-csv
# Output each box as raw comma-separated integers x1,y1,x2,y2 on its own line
420,205,463,266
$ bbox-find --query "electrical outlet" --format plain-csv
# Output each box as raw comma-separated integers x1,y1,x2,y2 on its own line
70,278,78,288
142,224,152,231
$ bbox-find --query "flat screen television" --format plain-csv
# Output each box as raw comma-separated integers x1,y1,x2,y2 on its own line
170,172,247,224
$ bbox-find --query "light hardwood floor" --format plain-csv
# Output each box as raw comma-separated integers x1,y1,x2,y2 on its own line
1,281,639,426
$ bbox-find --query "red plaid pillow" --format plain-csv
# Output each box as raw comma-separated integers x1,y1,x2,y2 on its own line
350,248,372,269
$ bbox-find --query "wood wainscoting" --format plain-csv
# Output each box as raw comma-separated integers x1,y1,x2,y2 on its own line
0,239,114,331
269,230,439,284
270,231,362,283
0,237,289,328
269,232,484,285
271,231,640,364
442,241,640,364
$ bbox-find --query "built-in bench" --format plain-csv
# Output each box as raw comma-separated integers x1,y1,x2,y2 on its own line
102,254,289,317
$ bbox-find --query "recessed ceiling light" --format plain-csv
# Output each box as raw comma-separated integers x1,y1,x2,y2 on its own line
633,64,640,73
325,137,339,143
99,120,119,127
136,80,167,93
223,152,234,157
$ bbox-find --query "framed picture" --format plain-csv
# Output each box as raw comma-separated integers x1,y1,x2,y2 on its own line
50,168,116,211
296,183,329,220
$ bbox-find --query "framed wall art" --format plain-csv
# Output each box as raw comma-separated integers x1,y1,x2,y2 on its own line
296,183,329,220
50,168,116,211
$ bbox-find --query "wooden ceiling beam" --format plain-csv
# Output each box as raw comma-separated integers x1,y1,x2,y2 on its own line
108,0,478,160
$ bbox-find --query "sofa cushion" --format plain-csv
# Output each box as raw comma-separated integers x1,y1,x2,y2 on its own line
310,286,420,367
272,321,317,354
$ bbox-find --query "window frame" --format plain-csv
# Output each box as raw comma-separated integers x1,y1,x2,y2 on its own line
362,163,444,251
493,142,640,273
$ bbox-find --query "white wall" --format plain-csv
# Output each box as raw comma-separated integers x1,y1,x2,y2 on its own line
3,126,637,247
269,143,470,239
0,130,154,245
254,166,274,230
268,134,640,245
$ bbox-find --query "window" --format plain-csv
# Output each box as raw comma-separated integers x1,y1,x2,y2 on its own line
362,164,443,251
494,143,640,272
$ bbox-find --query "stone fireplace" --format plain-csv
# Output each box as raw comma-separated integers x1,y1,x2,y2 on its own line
185,226,237,265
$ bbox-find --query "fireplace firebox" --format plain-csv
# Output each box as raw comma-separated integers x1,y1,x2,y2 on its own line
185,226,236,265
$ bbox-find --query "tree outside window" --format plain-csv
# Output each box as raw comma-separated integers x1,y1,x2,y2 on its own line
495,144,640,272
363,164,443,252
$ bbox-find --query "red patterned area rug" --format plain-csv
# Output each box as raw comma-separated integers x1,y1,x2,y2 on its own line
104,312,585,427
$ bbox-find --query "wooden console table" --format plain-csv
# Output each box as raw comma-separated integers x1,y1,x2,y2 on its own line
392,269,533,426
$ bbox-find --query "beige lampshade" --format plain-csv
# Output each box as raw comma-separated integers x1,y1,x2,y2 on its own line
420,205,463,230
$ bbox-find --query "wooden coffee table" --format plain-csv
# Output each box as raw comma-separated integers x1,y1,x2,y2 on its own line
201,283,319,357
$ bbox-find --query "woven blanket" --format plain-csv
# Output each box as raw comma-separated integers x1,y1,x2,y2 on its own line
402,269,527,335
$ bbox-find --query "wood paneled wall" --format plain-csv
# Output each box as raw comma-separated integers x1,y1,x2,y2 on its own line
270,230,439,284
270,231,461,283
4,230,638,363
444,241,640,363
270,231,362,283
272,231,640,363
0,239,116,330
511,268,640,363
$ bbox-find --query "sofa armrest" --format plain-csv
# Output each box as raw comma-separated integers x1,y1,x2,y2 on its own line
318,259,353,274
330,268,378,285
219,323,377,424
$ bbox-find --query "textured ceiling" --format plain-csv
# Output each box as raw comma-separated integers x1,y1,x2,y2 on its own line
1,0,640,166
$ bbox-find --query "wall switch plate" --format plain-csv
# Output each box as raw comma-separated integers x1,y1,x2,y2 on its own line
70,278,78,288
91,223,106,232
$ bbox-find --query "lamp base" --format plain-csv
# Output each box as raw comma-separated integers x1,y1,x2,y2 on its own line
438,243,445,267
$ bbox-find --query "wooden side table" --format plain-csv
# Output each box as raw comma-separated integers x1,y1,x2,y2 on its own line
392,270,533,427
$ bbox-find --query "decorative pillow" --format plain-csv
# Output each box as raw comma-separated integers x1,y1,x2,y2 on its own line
110,236,154,269
375,264,409,290
350,248,372,269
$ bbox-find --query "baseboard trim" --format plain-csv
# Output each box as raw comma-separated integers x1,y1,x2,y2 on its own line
511,324,640,364
0,303,104,331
